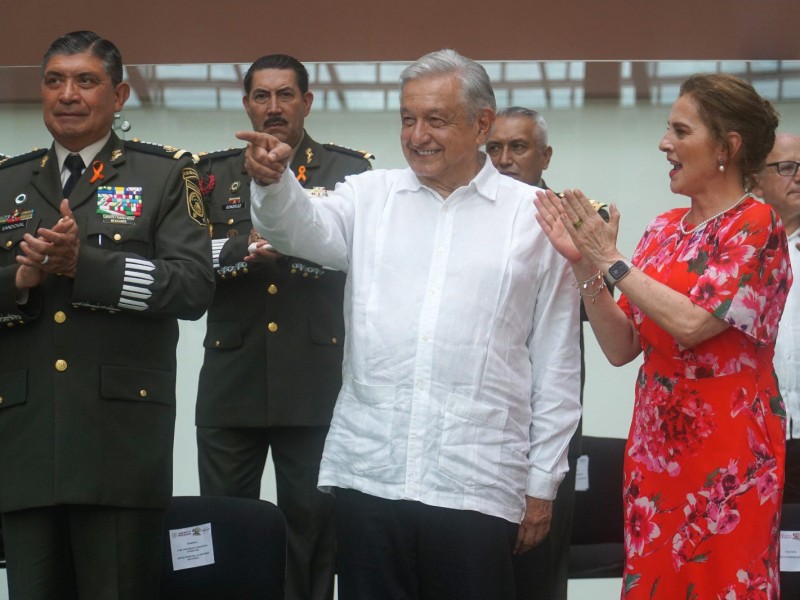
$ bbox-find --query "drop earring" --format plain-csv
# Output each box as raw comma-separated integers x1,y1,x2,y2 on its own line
718,158,725,173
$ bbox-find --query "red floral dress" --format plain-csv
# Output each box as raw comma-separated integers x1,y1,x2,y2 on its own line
618,197,792,599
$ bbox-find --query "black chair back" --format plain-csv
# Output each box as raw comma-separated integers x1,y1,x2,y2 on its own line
159,496,286,599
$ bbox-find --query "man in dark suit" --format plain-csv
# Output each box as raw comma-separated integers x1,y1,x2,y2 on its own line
0,31,214,600
195,54,372,600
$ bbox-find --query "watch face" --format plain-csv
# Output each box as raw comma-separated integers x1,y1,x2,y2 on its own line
609,261,629,280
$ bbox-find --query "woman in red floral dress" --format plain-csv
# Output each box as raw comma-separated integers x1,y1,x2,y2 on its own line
535,73,791,598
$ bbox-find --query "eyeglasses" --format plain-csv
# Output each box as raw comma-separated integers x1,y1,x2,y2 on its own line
765,160,800,177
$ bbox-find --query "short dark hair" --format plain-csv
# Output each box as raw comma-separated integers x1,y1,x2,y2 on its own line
243,54,309,95
680,73,780,190
41,31,123,86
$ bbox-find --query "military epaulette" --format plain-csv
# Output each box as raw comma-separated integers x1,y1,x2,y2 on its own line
322,143,374,161
125,138,194,161
194,147,243,164
0,147,48,170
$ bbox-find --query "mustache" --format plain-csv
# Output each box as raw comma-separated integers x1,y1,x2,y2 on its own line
262,117,288,128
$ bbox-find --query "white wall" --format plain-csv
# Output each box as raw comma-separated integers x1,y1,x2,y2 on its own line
3,99,800,500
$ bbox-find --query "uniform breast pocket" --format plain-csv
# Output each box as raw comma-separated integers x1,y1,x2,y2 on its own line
209,202,250,239
83,216,153,257
0,217,42,266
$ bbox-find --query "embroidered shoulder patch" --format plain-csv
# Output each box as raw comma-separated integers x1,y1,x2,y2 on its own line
183,167,206,226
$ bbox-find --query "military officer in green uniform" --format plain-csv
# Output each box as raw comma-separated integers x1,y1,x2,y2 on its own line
195,54,372,600
0,31,214,599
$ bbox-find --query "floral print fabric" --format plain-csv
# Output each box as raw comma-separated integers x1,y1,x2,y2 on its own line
617,197,791,599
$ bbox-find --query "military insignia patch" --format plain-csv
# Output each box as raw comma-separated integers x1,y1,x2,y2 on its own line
97,186,142,225
223,198,243,211
183,167,207,226
0,208,35,232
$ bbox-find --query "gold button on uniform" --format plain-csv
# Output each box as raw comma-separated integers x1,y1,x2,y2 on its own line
0,397,4,405
4,240,12,248
267,322,278,333
227,218,235,225
139,389,148,398
55,359,68,372
113,233,122,242
54,311,66,324
267,284,278,295
331,337,338,345
214,340,221,348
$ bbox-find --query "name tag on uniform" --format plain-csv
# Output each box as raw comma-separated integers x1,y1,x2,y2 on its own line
223,197,243,211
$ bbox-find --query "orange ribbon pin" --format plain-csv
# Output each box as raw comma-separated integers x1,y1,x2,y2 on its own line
296,165,307,183
90,160,105,184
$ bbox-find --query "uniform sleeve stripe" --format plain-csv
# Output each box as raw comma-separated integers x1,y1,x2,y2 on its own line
119,298,149,311
118,257,155,311
126,257,156,270
211,238,227,269
124,272,155,285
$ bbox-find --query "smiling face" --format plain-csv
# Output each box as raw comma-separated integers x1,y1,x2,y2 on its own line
658,94,725,200
400,74,493,198
755,134,800,234
243,68,313,149
41,51,129,152
485,115,552,186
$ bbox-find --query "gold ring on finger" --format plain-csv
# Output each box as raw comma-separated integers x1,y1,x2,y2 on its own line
573,218,583,230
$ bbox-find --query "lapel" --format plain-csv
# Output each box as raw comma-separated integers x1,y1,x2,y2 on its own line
290,132,323,188
65,134,123,211
29,147,63,211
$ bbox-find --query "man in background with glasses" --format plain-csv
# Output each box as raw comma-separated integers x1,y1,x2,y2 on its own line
755,133,800,505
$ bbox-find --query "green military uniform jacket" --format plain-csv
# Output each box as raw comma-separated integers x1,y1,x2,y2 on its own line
0,133,214,512
195,131,372,427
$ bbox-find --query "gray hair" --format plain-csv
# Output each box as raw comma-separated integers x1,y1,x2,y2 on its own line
400,49,496,121
496,106,549,148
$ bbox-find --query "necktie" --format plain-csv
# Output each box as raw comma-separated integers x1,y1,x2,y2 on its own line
62,154,85,198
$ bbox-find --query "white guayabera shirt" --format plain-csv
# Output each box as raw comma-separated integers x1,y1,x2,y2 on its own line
250,156,581,523
775,228,800,439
